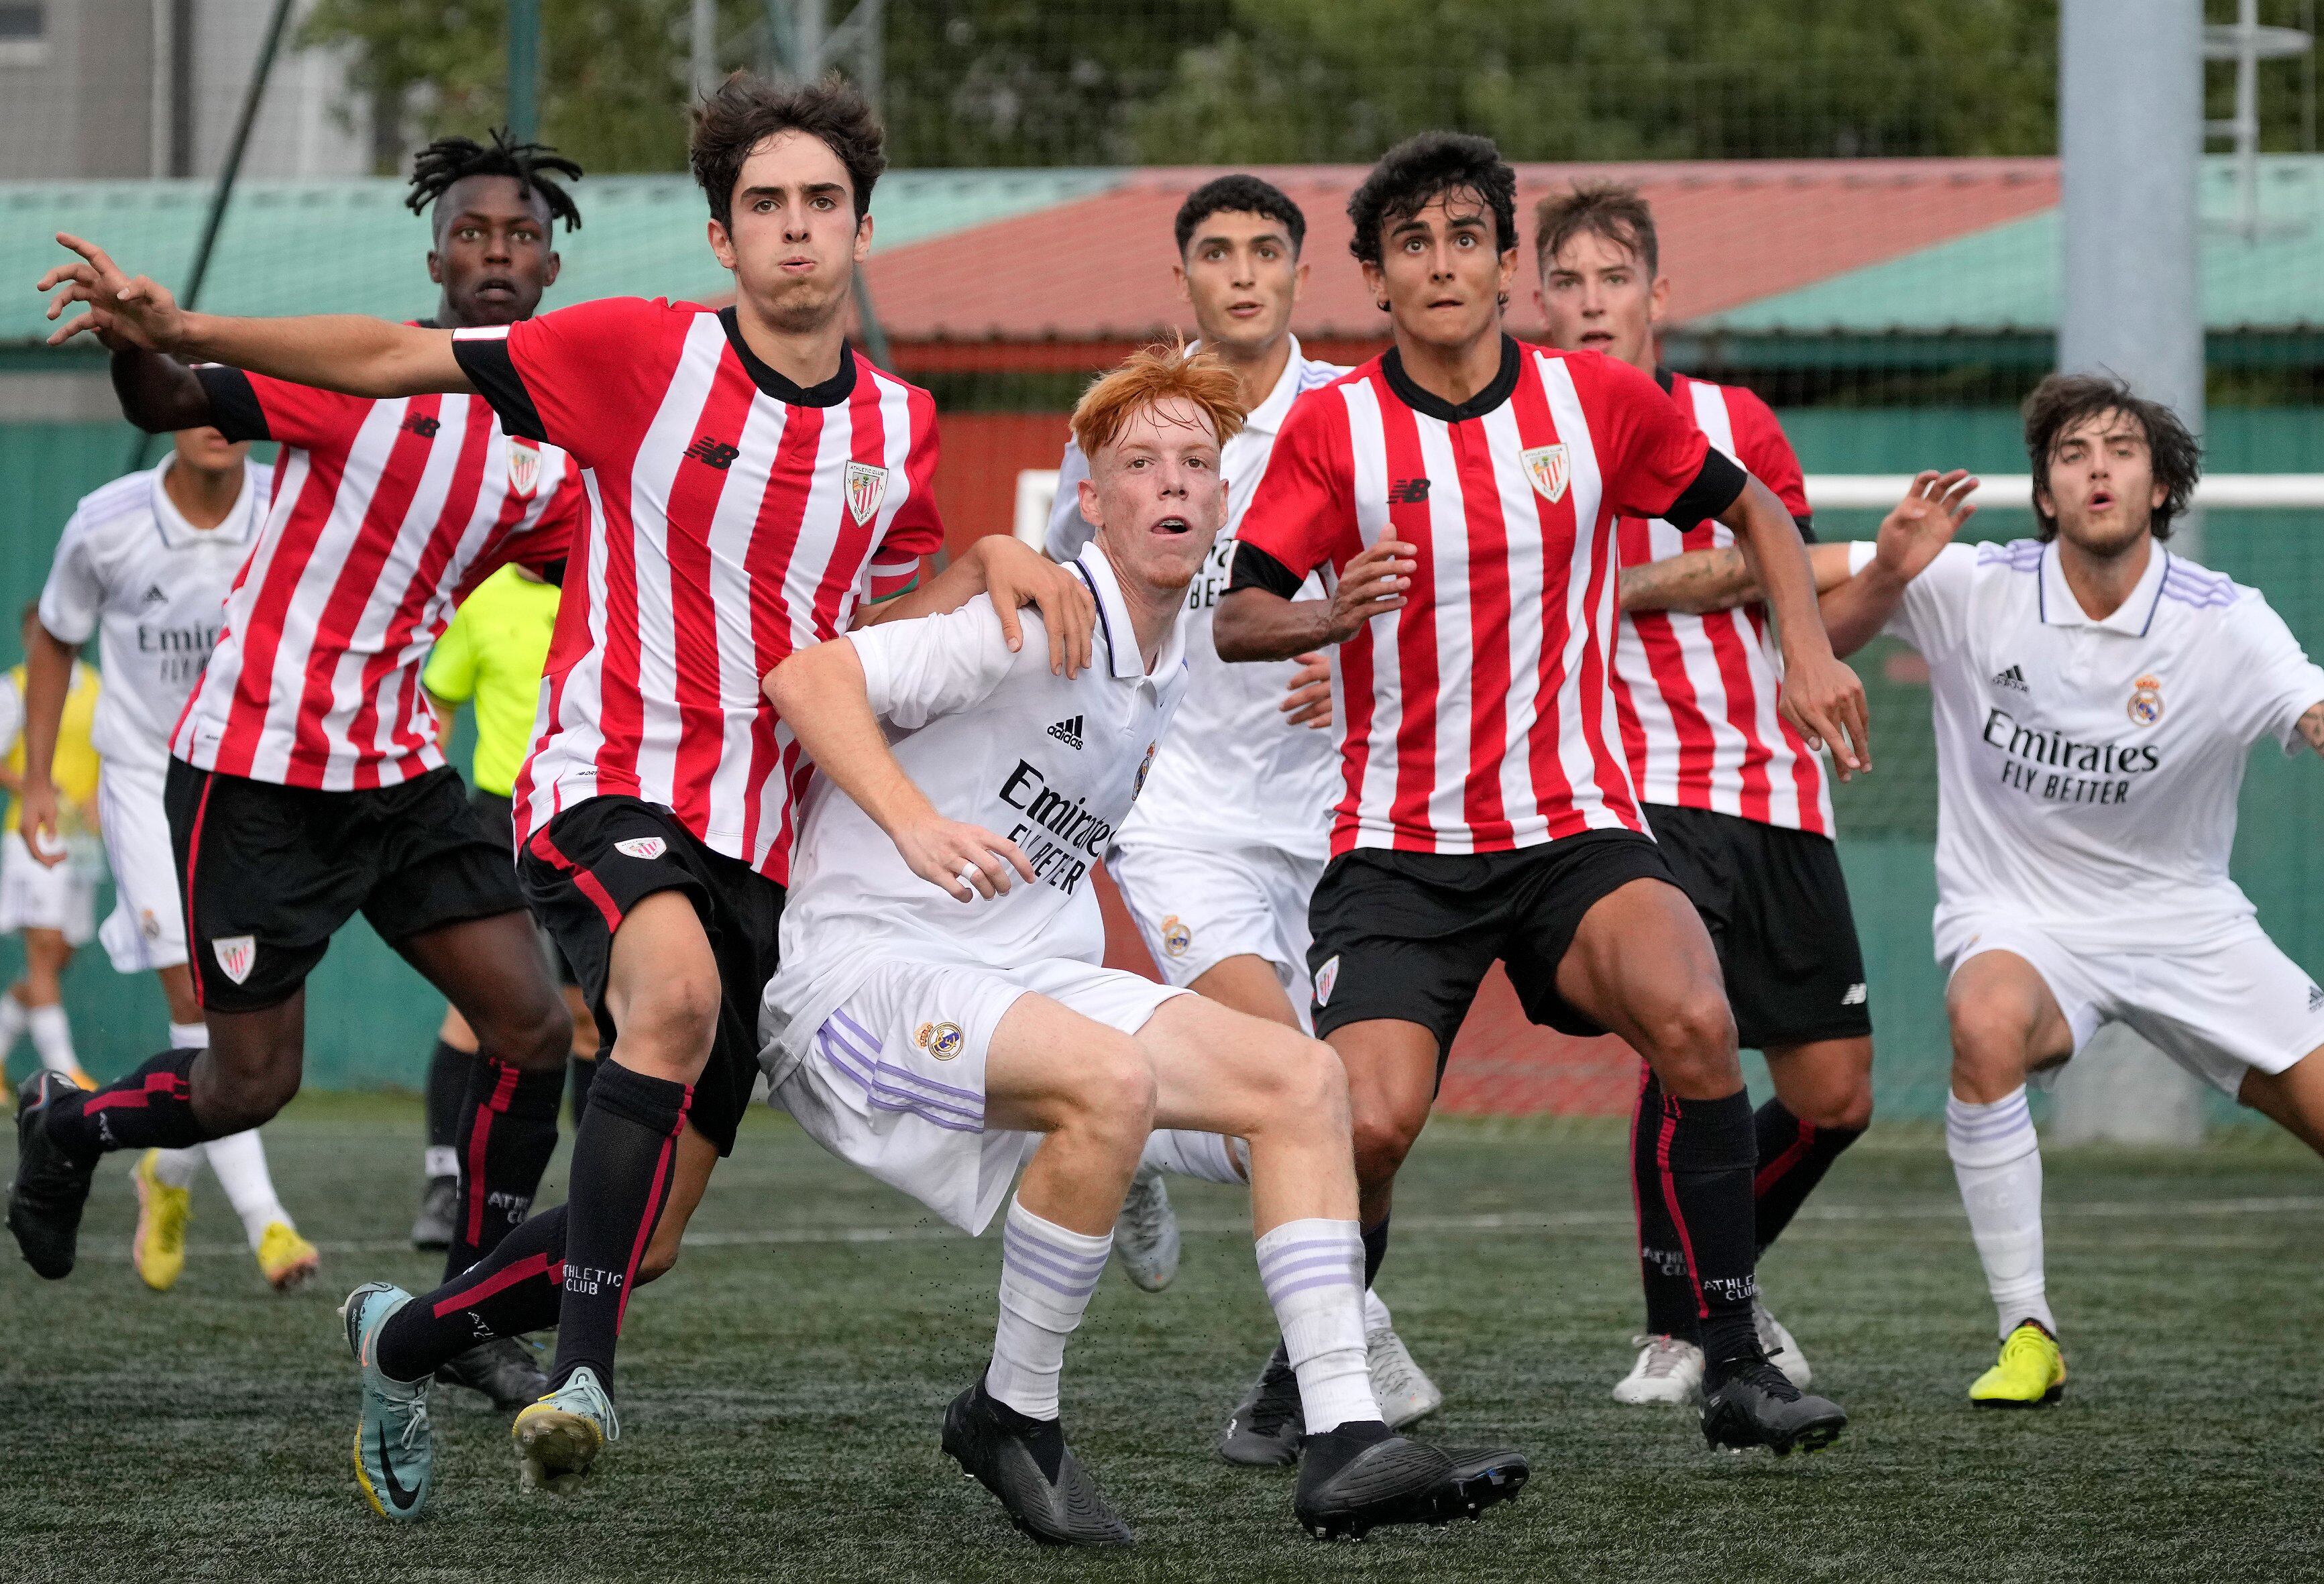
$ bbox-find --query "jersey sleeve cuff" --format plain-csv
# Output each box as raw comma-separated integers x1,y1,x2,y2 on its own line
1661,449,1749,530
1227,542,1304,600
1848,539,1877,575
194,365,269,443
450,331,548,443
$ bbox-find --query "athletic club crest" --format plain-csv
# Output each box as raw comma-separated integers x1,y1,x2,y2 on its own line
506,439,542,498
1160,915,1191,959
2127,673,2164,726
614,836,667,860
1314,954,1340,1007
212,935,256,986
844,461,890,525
1521,444,1570,504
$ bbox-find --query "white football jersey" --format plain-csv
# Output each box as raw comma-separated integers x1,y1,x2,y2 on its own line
1859,536,2324,954
1046,337,1342,858
764,542,1191,1070
38,456,266,771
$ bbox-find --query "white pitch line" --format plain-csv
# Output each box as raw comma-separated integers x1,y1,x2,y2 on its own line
70,1195,2324,1263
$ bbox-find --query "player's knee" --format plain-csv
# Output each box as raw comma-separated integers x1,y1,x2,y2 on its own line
207,1060,299,1133
1947,997,2034,1089
1065,1035,1157,1148
1641,987,1738,1088
1349,1100,1421,1192
637,1234,683,1284
1804,1081,1874,1133
621,970,722,1064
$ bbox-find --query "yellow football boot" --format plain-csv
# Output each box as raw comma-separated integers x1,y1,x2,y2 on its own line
64,1065,97,1092
1969,1320,2065,1408
257,1221,321,1291
130,1150,191,1292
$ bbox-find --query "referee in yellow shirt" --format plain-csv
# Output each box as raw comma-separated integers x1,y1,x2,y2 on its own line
412,564,598,1267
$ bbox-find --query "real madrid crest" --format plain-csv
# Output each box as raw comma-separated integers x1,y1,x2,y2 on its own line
914,1021,964,1060
2127,673,2164,726
1160,915,1191,959
1133,742,1156,800
1521,444,1570,504
844,461,890,525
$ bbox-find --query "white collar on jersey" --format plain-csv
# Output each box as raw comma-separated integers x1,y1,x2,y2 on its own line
2036,539,2171,636
148,454,263,553
1070,541,1188,681
1186,334,1320,438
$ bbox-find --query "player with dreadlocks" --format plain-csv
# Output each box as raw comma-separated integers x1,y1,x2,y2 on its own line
11,131,588,1424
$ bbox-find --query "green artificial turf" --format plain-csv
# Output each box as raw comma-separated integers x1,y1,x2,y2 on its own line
2,1097,2318,1582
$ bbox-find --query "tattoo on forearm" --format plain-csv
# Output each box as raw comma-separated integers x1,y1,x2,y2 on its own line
2299,702,2324,756
1619,547,1759,614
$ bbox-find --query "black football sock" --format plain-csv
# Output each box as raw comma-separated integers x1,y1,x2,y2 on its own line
567,1052,599,1129
45,1048,210,1160
1752,1098,1865,1257
547,1060,691,1394
1649,1086,1761,1371
445,1058,566,1282
1361,1216,1390,1290
377,1205,568,1383
1631,1070,1702,1341
423,1039,475,1162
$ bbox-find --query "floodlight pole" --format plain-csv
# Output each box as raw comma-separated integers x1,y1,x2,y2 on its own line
508,0,543,143
2054,0,2209,1147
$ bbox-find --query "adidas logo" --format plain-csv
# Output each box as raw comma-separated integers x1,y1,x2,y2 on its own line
140,583,168,606
1991,664,2029,692
2308,982,2323,1013
1046,715,1085,750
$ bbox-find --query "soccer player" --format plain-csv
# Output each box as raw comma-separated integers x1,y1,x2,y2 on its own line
761,344,1525,1545
1810,374,2324,1406
0,606,103,1092
409,561,598,1252
1214,132,1863,1454
40,76,1093,1511
14,131,590,1412
1041,174,1441,1444
1533,181,1877,1403
19,428,318,1293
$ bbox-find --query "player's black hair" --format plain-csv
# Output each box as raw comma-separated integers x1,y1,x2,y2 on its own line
1174,175,1307,258
405,128,584,234
1534,181,1659,278
2022,372,2202,543
691,71,885,228
1346,131,1518,268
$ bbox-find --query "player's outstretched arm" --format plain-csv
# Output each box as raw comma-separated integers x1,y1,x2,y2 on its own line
40,233,468,399
858,535,1095,679
1718,475,1871,777
1816,469,1980,659
109,346,215,433
765,639,1036,903
1214,538,1415,663
1618,542,1856,614
16,620,78,869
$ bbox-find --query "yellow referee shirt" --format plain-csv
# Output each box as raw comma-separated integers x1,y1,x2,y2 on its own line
3,661,101,835
423,565,561,799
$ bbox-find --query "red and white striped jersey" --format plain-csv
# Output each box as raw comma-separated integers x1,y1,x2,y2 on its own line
1232,337,1743,858
1611,373,1833,835
452,298,945,884
177,365,581,790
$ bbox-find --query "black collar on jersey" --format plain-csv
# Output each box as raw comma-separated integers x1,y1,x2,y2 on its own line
718,306,858,407
1380,333,1520,424
1655,365,1675,394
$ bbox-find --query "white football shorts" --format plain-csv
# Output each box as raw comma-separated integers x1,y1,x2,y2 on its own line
96,758,186,974
0,831,96,946
1946,914,2324,1095
1106,838,1324,1021
763,953,1187,1234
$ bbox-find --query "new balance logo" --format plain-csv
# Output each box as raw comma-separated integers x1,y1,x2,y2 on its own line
140,583,168,606
1046,715,1085,750
1991,665,2029,692
1841,982,1868,1006
684,435,740,471
402,414,440,439
1388,477,1431,505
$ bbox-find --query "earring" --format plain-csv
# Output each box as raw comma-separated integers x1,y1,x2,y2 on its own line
1375,298,1390,312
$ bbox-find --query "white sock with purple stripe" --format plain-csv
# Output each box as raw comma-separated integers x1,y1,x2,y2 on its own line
1946,1086,2056,1338
985,1198,1113,1420
1139,1128,1248,1184
1256,1218,1378,1434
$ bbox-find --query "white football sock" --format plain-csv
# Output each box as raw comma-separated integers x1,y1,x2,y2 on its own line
150,1147,202,1190
985,1198,1111,1420
203,1131,290,1249
0,991,27,1058
27,1004,78,1078
1363,1286,1392,1333
423,1145,459,1181
1256,1218,1378,1434
168,1020,209,1051
1947,1086,2056,1339
1139,1128,1249,1184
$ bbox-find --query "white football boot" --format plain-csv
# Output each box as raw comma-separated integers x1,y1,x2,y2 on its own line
1612,1333,1705,1406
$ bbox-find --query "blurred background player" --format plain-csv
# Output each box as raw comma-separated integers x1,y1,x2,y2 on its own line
1217,131,1863,1456
0,606,103,1094
1810,375,2324,1408
1532,182,1877,1405
19,427,315,1293
1042,173,1441,1447
410,560,598,1252
13,134,582,1420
